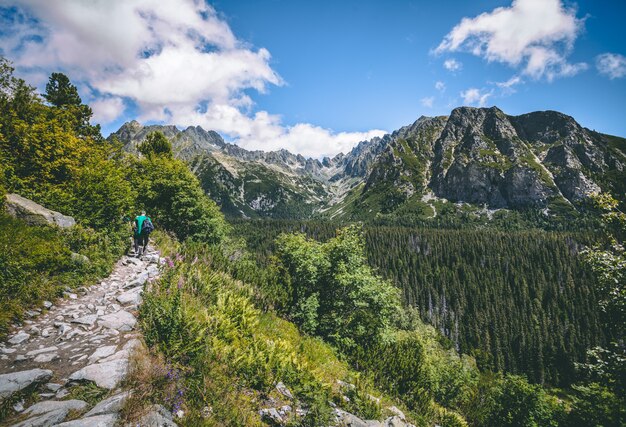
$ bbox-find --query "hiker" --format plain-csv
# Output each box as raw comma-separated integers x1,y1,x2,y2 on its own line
133,210,154,256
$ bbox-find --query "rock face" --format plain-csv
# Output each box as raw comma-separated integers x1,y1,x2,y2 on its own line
5,193,76,228
110,107,625,220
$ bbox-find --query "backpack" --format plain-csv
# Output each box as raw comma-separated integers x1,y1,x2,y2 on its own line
142,218,155,235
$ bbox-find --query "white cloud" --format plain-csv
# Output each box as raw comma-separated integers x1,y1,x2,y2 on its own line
444,58,462,71
420,96,435,108
460,88,492,107
435,81,446,91
91,97,125,124
435,0,586,80
596,53,626,79
0,0,380,157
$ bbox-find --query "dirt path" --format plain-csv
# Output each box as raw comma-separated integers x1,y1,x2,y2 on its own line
0,248,168,426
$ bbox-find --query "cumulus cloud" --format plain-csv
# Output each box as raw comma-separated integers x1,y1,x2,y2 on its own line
91,97,125,124
435,0,587,80
596,53,626,79
435,81,446,91
460,88,492,107
444,58,462,71
0,0,382,157
420,97,435,108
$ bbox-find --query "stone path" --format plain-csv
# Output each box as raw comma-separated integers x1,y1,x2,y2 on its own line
0,249,166,426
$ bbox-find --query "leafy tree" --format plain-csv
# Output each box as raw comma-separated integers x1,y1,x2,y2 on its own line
129,154,228,243
138,131,173,158
275,225,401,351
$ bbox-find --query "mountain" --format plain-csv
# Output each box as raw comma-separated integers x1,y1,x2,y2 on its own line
109,107,626,221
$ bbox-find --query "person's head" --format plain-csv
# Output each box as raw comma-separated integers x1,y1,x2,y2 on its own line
141,210,146,216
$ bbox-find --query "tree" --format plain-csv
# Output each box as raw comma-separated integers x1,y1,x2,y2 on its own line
138,131,173,158
43,72,100,140
43,72,81,107
274,225,401,351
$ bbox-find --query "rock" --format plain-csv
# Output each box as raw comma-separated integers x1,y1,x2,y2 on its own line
26,346,58,357
1,347,17,354
334,408,370,427
84,391,129,417
13,408,69,426
87,345,117,363
55,413,118,427
386,406,406,421
138,404,178,427
8,331,30,345
45,383,62,392
23,399,88,416
43,301,53,309
99,310,136,331
383,416,415,427
13,399,25,412
5,193,76,228
123,338,142,352
0,368,52,400
116,287,143,306
68,359,128,389
123,271,149,289
276,381,294,399
260,407,284,425
71,314,98,326
33,352,58,363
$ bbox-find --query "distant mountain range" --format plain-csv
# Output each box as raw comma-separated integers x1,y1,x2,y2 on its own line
109,106,626,221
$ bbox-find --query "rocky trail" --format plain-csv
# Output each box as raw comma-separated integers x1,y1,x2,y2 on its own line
0,248,176,427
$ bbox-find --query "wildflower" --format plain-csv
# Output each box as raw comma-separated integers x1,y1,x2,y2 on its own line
165,257,174,268
177,276,184,290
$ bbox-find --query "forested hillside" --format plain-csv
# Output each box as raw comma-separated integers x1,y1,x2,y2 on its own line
231,220,603,386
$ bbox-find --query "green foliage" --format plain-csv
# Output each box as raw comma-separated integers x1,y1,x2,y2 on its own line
0,213,122,337
566,382,624,427
138,131,173,158
129,155,229,243
232,219,602,386
44,72,81,107
274,225,401,351
0,59,132,230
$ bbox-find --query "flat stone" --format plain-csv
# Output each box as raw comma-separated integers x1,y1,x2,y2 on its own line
99,349,130,363
71,314,98,326
56,413,118,427
8,331,30,345
43,301,53,309
88,345,117,363
1,347,17,354
99,310,136,331
0,369,52,400
13,408,68,427
33,352,58,363
123,271,149,289
23,399,88,416
116,287,142,306
26,346,58,357
45,383,62,392
85,391,130,417
69,359,128,389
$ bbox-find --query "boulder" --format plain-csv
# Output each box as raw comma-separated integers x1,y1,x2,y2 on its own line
23,399,88,416
138,404,178,427
56,413,118,427
0,369,52,401
68,359,128,389
5,193,76,228
99,310,137,331
84,391,129,417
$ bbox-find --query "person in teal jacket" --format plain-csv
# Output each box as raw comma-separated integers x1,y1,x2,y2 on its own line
133,211,152,255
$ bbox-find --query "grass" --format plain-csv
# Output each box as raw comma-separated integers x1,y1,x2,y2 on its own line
134,235,421,426
0,213,124,338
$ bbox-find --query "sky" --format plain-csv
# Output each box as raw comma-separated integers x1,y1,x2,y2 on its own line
0,0,625,158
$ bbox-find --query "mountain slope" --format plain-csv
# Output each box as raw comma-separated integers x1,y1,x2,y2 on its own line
110,107,626,222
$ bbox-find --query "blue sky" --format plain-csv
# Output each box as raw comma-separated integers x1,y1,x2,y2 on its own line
0,0,625,157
